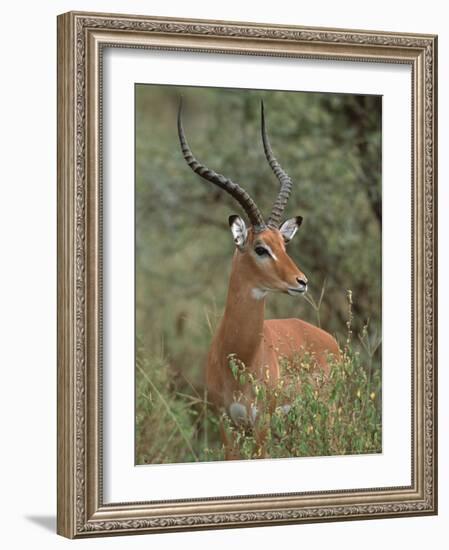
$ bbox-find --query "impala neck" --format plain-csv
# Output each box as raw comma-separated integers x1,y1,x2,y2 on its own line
218,251,266,365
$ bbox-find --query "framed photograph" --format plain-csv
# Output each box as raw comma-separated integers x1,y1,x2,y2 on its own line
57,11,438,538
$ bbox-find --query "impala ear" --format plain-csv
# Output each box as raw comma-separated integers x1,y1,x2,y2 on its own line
279,216,303,244
229,215,248,250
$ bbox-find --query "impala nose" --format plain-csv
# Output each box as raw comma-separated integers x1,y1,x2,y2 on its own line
297,276,308,289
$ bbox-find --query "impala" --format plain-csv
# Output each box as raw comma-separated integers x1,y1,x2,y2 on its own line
178,100,339,429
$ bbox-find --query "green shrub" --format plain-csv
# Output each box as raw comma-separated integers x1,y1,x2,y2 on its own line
221,346,381,460
136,330,381,464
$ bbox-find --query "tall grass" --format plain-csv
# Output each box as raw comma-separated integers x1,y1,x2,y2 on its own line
135,292,381,464
136,337,224,463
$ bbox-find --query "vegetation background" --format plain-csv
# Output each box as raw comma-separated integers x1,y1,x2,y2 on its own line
135,84,382,464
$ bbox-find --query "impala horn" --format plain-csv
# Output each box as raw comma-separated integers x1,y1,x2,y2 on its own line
177,98,266,233
261,100,294,228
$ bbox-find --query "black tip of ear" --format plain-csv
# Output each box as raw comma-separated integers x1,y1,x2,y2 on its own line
228,214,239,227
296,216,303,227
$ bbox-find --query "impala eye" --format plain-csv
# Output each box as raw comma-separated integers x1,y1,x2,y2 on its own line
255,246,269,257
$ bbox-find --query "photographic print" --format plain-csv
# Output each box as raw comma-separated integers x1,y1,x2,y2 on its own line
58,12,436,537
135,85,382,465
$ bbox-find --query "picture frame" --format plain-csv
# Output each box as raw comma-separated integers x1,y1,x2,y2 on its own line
57,10,437,538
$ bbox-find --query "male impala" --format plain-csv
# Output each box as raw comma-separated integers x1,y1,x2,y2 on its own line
178,100,339,425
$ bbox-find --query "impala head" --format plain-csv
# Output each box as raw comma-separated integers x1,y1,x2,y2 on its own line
178,98,308,297
228,214,307,297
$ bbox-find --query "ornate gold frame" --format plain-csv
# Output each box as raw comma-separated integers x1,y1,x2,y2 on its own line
57,11,438,538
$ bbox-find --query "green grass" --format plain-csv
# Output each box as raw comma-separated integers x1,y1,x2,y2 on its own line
135,304,381,464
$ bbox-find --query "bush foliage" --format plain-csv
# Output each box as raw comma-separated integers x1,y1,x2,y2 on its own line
136,296,382,464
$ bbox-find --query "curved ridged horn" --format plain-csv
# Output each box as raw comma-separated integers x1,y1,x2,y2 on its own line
177,99,266,232
261,101,294,228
